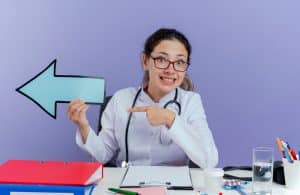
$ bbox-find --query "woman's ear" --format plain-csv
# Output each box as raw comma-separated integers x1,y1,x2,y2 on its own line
141,53,149,70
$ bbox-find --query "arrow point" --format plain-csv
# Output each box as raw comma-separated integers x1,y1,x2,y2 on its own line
16,59,58,119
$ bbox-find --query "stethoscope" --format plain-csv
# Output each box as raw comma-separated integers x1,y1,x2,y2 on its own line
121,88,181,168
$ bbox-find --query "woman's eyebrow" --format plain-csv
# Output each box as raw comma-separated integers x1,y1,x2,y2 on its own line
154,52,186,58
153,52,168,56
176,54,186,57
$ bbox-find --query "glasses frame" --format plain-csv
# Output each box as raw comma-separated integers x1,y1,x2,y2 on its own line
150,55,190,72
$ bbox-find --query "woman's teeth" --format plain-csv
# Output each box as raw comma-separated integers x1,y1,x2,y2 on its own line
160,77,175,83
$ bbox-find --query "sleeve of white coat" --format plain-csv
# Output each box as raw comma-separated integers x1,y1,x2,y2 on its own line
166,93,218,168
75,95,119,164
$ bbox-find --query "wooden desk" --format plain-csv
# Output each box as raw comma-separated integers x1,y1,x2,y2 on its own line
92,167,294,195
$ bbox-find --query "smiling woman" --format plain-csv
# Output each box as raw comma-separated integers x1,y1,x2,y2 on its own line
67,28,219,168
142,29,194,93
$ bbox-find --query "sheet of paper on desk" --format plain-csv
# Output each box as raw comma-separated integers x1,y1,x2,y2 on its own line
117,187,167,195
120,166,192,189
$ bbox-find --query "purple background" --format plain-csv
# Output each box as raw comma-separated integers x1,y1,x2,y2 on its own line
1,1,300,167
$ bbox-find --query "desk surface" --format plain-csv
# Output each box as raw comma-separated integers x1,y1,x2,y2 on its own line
93,167,295,195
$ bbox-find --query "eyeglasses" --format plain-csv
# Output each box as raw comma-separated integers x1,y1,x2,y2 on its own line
150,55,189,72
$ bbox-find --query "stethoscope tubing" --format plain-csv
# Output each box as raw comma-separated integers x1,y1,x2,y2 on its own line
123,88,181,165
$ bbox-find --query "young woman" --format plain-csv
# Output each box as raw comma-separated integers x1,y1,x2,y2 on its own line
67,28,218,168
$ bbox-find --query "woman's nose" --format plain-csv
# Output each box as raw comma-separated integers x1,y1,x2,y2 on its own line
164,62,176,72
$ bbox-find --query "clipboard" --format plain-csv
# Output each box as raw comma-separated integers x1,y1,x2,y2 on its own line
119,165,193,190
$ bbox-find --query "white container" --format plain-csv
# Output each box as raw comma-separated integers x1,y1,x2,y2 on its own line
283,158,300,192
203,168,224,193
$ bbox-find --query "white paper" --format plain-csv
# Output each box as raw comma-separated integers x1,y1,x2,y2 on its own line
85,166,103,185
120,165,192,188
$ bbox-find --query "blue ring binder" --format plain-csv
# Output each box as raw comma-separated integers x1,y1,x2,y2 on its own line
0,183,96,195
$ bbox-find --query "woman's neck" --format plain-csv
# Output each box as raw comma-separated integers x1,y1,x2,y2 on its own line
144,85,165,103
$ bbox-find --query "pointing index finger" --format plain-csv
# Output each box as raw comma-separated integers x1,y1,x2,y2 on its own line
128,106,149,112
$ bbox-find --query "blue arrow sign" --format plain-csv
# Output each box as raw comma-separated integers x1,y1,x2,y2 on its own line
16,59,105,119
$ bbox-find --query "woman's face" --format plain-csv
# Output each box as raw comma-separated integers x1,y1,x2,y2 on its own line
143,39,188,97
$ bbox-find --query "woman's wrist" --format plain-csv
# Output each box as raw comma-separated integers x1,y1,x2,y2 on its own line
78,124,90,143
165,110,176,129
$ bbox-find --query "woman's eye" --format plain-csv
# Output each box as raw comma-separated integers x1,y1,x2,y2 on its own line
157,57,167,63
175,60,185,66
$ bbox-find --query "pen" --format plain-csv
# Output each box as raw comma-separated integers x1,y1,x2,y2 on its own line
276,137,285,158
281,141,294,163
283,149,293,163
286,141,291,150
108,188,140,195
290,149,297,160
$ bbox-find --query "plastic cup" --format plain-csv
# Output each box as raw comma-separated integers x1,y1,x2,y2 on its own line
252,147,273,195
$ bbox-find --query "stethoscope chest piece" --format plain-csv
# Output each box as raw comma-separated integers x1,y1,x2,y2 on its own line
121,161,128,168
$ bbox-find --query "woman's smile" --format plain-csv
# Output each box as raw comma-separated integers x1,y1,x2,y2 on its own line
159,75,176,85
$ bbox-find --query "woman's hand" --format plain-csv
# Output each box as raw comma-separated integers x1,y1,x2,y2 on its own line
128,106,176,128
67,99,90,142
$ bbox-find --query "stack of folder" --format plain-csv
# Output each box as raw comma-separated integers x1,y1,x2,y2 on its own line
0,160,103,195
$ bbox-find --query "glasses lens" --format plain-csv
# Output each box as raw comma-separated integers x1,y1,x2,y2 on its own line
154,57,169,68
174,61,188,71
